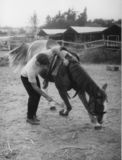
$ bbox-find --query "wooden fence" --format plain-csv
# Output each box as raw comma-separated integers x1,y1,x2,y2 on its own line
57,39,121,50
0,37,121,51
0,35,36,51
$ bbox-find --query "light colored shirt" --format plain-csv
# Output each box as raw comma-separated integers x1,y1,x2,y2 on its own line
21,54,41,83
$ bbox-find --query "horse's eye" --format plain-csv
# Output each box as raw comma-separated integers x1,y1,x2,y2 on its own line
103,111,107,114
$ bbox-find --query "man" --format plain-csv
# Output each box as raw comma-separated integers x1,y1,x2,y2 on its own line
21,53,53,125
21,46,77,125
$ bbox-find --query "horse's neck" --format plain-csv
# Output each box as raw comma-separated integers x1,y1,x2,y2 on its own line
86,78,101,98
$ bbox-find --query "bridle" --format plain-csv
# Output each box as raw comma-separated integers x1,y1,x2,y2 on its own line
88,95,106,117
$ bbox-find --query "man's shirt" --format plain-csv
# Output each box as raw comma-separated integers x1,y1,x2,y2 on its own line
21,55,41,83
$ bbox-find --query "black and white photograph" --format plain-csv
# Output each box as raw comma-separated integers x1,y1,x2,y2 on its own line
0,0,121,159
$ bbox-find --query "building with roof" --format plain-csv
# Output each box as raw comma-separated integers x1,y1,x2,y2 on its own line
38,29,66,40
63,26,106,42
102,24,121,41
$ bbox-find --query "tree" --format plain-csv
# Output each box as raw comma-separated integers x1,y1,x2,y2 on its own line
30,12,38,34
45,15,52,26
64,9,76,26
76,7,87,26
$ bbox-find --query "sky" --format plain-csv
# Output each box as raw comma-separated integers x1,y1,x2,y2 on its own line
0,0,121,27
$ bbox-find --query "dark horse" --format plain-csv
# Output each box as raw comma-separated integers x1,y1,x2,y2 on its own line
8,40,107,128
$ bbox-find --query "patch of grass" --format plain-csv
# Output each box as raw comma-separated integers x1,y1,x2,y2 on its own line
78,47,121,64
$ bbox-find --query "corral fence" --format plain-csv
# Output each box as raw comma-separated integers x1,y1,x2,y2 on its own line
0,36,121,51
57,39,121,50
0,35,36,51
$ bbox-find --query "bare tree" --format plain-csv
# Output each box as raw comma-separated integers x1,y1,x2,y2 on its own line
30,12,39,35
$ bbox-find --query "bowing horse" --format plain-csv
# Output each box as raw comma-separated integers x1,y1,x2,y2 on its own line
9,39,108,129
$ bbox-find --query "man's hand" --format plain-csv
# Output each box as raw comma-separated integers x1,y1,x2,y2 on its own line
31,82,53,102
47,96,53,102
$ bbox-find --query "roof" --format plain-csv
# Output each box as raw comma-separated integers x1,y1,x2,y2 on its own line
41,29,66,35
115,23,121,28
70,26,107,34
110,23,121,28
102,24,121,35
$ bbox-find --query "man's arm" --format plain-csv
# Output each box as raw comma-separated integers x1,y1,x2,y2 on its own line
31,82,52,102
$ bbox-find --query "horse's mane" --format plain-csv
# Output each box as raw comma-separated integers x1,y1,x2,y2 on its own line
68,61,103,97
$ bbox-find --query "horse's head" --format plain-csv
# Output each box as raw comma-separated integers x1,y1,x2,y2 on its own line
89,83,108,125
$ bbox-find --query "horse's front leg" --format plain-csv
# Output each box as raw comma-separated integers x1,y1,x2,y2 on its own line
78,92,89,112
78,92,96,123
55,84,72,116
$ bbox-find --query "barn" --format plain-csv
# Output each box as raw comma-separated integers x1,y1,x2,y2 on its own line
102,24,121,41
38,29,66,40
63,26,106,42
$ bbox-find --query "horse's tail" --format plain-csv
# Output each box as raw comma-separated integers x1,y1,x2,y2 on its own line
8,43,29,72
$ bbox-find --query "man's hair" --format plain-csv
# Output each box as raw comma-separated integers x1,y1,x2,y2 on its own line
36,53,50,66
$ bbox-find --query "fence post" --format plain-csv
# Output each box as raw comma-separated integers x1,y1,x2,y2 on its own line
7,40,11,50
61,40,64,47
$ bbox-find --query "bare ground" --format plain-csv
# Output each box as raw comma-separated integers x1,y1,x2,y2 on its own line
0,63,121,160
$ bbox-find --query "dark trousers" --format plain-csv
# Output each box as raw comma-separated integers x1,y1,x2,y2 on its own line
21,76,41,119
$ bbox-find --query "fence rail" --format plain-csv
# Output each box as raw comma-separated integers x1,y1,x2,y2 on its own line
105,40,121,48
57,39,121,50
0,35,36,51
0,37,121,51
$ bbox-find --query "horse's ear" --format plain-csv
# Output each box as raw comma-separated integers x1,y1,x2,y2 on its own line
102,83,108,102
102,83,107,91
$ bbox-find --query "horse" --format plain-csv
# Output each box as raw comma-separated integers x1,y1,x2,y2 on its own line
8,39,108,128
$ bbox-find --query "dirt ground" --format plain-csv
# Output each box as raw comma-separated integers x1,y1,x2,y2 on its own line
0,61,121,160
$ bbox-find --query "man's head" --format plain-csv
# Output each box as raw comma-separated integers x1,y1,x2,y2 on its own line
36,53,49,66
36,53,50,72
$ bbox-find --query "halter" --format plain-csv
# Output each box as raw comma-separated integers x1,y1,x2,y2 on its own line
88,95,105,117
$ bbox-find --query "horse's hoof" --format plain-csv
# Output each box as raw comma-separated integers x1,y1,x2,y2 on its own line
49,101,56,111
50,106,56,111
94,123,102,130
59,109,69,117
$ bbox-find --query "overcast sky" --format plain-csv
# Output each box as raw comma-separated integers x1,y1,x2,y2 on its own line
0,0,121,27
